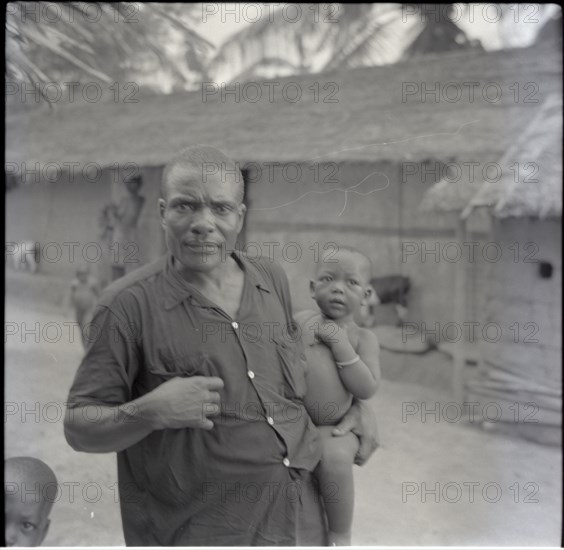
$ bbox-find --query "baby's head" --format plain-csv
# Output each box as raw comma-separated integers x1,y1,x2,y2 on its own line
5,457,57,547
310,245,373,321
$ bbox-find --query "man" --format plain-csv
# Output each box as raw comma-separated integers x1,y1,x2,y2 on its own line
64,146,378,546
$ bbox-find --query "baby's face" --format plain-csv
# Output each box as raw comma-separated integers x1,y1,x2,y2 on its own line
311,250,370,321
4,494,50,546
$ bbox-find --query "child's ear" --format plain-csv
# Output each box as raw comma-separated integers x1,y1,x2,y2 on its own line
362,285,374,305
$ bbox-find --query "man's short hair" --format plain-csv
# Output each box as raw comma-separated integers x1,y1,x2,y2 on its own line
161,145,244,203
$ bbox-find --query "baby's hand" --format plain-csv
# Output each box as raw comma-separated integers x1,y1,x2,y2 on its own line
312,317,349,349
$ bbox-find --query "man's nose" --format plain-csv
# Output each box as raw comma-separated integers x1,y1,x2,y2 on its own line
190,207,215,236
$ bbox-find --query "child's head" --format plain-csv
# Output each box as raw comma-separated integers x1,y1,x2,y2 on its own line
310,245,373,321
5,457,57,547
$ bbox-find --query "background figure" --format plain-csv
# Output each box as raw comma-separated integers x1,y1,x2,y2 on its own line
111,175,145,281
69,266,100,348
12,241,39,274
5,457,58,547
97,204,118,289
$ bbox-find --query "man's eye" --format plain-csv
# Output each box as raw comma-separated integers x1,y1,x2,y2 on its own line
320,275,332,282
175,202,196,211
348,279,359,286
22,522,36,532
213,204,229,214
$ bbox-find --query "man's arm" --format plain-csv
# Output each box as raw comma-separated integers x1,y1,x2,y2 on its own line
64,375,224,453
64,297,223,454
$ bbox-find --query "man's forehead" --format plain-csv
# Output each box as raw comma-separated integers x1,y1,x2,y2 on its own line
167,163,240,183
166,164,240,193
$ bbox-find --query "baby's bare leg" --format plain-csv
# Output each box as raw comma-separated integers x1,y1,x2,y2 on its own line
316,426,359,546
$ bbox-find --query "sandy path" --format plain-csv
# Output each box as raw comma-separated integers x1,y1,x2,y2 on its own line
5,299,561,546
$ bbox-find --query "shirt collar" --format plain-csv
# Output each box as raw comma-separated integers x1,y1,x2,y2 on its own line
162,250,271,310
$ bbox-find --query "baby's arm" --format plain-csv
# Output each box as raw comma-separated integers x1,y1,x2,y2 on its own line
317,322,380,399
338,328,380,399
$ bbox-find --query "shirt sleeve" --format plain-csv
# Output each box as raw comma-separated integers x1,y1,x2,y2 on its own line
66,294,141,408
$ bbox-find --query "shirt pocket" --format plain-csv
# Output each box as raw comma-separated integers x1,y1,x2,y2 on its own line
273,337,307,401
148,351,213,381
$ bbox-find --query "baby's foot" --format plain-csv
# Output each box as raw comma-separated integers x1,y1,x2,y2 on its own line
328,531,351,546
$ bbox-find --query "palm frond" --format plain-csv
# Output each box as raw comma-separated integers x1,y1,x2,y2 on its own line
6,2,215,97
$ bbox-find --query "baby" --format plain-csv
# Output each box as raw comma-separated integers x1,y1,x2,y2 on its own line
5,457,58,546
295,245,381,546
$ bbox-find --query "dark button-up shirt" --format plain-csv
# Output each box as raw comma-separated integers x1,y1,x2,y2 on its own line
67,252,322,545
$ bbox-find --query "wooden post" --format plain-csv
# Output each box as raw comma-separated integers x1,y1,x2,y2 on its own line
452,215,467,403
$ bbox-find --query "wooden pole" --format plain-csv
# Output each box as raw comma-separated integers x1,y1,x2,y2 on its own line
452,215,467,404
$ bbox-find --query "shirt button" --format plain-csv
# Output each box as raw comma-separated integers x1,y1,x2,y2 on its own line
267,416,274,425
282,457,290,467
232,321,239,329
247,370,255,379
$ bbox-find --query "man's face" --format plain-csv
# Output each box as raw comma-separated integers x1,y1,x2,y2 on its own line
159,166,246,273
310,250,371,321
4,494,50,547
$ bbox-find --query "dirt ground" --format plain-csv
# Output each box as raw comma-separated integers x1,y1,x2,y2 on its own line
4,295,562,546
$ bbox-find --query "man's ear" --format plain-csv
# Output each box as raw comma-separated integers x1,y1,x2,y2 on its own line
158,198,167,229
236,203,247,233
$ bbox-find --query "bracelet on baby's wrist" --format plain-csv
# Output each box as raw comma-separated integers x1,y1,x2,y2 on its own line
335,355,360,369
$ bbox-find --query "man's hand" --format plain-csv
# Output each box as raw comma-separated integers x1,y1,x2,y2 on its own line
145,376,224,431
332,399,379,465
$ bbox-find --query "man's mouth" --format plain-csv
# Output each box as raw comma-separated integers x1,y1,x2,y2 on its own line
185,242,221,252
329,298,346,306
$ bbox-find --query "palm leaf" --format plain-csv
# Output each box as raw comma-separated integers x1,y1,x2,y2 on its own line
6,2,215,95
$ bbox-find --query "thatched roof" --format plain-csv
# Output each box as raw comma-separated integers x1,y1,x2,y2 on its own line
6,42,561,169
419,173,483,213
421,93,563,218
462,94,562,219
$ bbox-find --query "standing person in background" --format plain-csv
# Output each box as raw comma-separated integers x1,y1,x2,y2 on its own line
98,204,118,289
68,266,100,348
112,174,145,281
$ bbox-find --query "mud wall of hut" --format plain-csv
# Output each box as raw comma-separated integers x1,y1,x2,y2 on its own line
243,160,493,330
470,217,562,431
6,159,495,331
